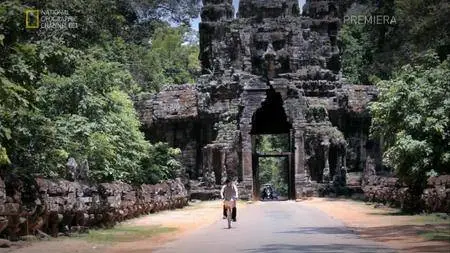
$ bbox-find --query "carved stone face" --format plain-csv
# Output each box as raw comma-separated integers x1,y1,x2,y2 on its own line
238,0,300,19
252,32,291,77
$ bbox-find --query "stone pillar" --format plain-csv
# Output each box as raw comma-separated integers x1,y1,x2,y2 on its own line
294,127,307,198
336,149,342,174
220,149,226,176
343,144,348,184
334,147,343,183
321,137,331,182
359,128,367,171
239,127,253,200
241,132,252,180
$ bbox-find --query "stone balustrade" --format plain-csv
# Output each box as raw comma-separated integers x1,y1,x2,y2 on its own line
0,176,188,240
362,175,450,213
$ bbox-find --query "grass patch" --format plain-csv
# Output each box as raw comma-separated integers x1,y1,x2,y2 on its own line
367,210,450,224
85,225,177,244
420,231,450,242
413,213,450,224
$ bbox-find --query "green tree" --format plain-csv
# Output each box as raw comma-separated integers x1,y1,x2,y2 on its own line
370,51,450,191
35,60,146,181
0,0,197,184
19,0,201,46
256,135,290,196
139,25,200,92
339,0,450,84
137,142,182,184
83,25,200,93
338,4,374,84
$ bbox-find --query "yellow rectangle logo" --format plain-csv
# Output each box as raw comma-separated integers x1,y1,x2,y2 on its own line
25,9,40,29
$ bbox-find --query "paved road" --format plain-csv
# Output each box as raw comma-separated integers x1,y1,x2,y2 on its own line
154,201,396,253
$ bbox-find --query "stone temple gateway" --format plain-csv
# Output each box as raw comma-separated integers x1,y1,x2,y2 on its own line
136,0,380,200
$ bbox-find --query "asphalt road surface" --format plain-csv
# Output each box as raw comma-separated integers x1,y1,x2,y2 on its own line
154,201,396,253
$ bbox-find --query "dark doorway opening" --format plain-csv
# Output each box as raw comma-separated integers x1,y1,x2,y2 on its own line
251,87,292,135
254,152,294,201
250,88,295,200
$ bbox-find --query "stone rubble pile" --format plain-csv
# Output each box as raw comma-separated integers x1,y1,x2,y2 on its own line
422,175,450,213
0,176,188,240
362,175,450,213
189,185,222,201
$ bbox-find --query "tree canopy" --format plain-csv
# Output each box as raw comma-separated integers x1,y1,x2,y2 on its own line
370,52,450,189
0,0,200,184
339,0,450,84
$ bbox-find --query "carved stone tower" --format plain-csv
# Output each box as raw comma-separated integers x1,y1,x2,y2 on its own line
137,0,380,200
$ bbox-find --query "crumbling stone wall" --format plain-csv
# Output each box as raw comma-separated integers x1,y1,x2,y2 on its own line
363,175,450,213
0,176,188,240
0,177,7,235
422,176,450,213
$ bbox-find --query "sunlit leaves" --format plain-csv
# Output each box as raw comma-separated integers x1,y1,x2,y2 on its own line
138,25,200,91
34,60,144,181
0,145,10,165
370,51,450,186
136,142,182,184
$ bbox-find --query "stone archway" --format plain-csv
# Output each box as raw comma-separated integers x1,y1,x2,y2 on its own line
249,87,296,200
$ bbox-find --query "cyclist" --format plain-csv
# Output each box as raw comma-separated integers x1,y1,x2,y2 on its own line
220,178,238,222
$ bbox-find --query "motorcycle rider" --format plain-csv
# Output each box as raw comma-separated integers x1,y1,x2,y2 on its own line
262,184,274,200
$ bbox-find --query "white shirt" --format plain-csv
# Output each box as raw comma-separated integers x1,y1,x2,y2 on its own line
220,183,238,200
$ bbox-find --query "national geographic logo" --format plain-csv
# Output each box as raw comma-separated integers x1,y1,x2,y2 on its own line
25,9,40,29
24,9,79,30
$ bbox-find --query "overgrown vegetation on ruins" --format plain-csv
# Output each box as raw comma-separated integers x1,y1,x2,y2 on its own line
0,0,199,183
0,0,448,196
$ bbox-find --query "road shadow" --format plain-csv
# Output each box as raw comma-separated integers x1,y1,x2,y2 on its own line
367,210,415,216
320,197,353,202
243,243,396,252
404,245,450,252
275,226,356,235
350,224,450,252
352,224,450,241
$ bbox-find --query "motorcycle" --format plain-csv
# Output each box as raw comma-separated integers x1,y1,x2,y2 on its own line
261,185,277,200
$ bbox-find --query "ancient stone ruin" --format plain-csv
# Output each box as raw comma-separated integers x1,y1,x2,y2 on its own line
136,0,381,200
0,174,188,240
0,2,448,243
363,175,450,213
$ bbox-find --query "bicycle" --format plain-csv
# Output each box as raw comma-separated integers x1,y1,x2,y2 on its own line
223,198,235,229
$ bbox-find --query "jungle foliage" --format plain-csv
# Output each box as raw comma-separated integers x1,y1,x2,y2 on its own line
339,0,449,84
256,135,290,196
370,52,449,190
339,0,449,189
0,0,200,183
